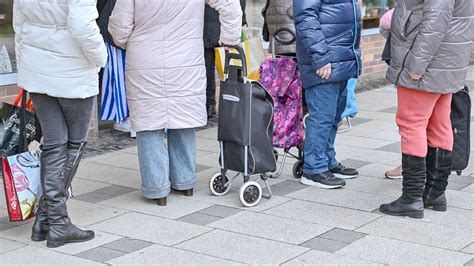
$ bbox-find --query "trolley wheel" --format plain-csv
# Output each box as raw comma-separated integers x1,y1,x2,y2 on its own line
273,149,279,162
209,173,231,196
239,181,262,207
293,161,304,179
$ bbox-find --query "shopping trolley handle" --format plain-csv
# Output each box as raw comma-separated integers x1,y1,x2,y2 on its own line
223,45,248,79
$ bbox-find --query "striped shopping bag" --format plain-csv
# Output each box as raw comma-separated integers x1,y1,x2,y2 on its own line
101,43,129,123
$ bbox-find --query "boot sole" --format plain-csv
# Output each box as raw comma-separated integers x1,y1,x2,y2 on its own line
31,233,47,242
47,234,95,248
301,177,345,189
379,208,424,219
424,204,447,212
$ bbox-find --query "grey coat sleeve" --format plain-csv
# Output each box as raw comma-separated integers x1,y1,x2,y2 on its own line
406,0,455,77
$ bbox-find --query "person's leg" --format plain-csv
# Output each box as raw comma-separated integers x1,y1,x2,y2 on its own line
302,83,345,188
204,47,217,117
168,128,197,195
326,81,359,179
136,130,171,202
59,96,96,197
380,87,440,219
424,93,453,211
30,94,95,247
29,93,67,242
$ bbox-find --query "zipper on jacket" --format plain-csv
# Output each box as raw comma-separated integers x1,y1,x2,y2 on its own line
351,0,361,77
395,32,418,85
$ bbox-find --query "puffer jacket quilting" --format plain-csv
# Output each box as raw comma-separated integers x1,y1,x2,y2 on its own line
264,0,297,55
386,0,474,94
294,0,362,89
109,0,242,131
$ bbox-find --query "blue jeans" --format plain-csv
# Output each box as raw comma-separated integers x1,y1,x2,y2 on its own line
304,81,348,175
137,129,197,199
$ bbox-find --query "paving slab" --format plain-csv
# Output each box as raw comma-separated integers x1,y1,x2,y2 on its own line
335,135,394,150
99,191,213,219
76,161,141,189
198,205,242,218
176,230,308,264
263,200,381,230
0,238,25,254
356,216,473,251
1,224,122,255
90,212,211,246
340,159,372,169
357,163,401,179
70,178,112,197
283,250,381,265
337,235,473,265
462,184,474,193
376,142,401,153
177,212,222,226
91,152,141,171
108,244,241,265
286,187,395,212
344,176,402,197
422,206,473,230
209,211,332,245
446,190,474,210
319,228,367,244
300,237,349,253
0,245,102,265
66,199,128,227
103,238,153,253
76,246,126,263
462,243,474,254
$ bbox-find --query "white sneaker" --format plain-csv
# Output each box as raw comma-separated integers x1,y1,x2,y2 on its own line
114,119,131,133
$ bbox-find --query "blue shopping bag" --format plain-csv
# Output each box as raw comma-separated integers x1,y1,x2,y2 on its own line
342,78,358,119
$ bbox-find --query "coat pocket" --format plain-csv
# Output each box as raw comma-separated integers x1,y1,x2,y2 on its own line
404,11,422,37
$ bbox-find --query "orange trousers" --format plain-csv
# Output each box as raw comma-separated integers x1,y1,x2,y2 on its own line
396,87,453,157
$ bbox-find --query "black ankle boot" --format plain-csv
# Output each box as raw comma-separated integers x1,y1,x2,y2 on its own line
380,154,426,219
40,145,94,248
424,148,452,212
31,196,48,242
157,197,167,206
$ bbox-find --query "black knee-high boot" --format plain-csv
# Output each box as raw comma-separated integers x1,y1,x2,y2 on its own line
40,144,94,248
424,147,452,211
31,142,87,242
380,154,426,219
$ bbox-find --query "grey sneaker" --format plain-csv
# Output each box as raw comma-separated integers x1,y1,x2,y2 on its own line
301,171,346,189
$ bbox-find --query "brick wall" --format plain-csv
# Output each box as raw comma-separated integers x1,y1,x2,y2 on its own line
361,33,388,76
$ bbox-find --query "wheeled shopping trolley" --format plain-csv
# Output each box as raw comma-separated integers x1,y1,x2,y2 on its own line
209,46,277,207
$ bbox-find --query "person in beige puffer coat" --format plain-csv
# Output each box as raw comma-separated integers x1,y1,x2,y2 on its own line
108,0,242,206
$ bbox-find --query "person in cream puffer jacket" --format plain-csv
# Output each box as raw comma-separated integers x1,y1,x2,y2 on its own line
13,0,107,248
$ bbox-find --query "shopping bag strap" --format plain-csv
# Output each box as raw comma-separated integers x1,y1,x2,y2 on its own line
13,89,33,110
18,90,28,153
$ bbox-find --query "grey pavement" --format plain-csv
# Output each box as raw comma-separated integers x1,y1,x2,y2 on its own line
1,76,474,264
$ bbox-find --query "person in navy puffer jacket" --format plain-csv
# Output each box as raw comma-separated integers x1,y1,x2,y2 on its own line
294,0,361,189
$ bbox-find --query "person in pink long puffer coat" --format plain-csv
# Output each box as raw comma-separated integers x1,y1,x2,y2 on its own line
108,0,242,206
